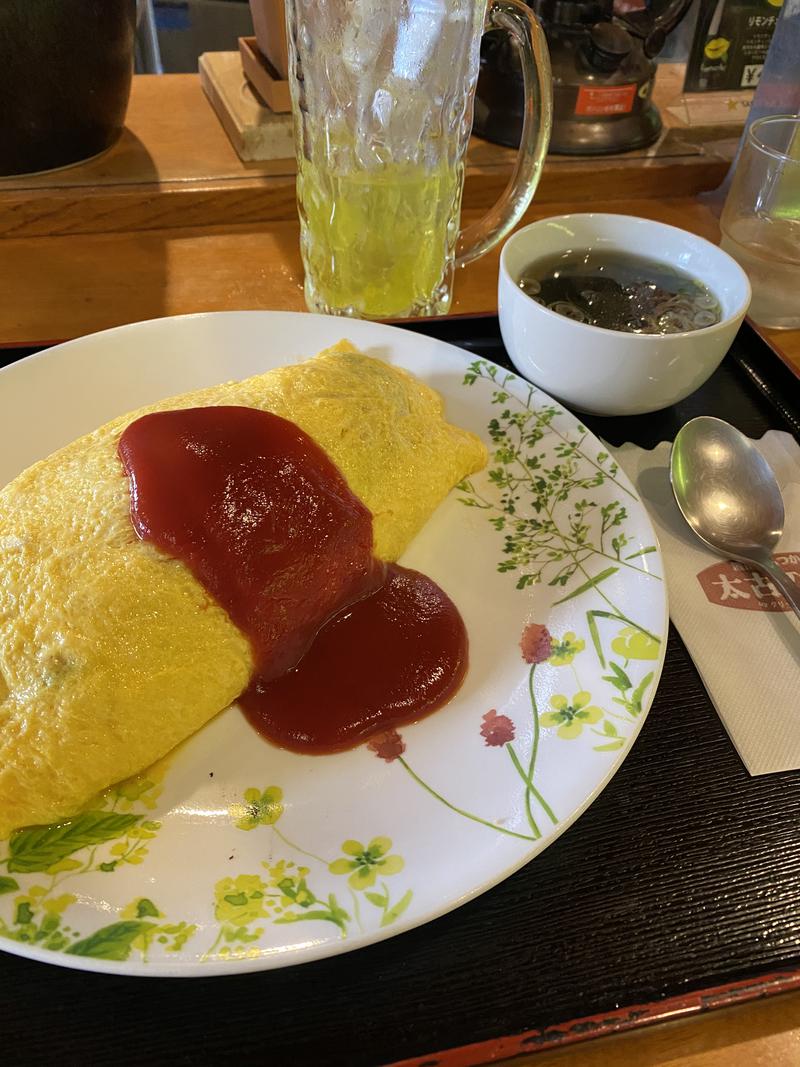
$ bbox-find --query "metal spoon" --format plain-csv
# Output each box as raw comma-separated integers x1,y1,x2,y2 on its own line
670,416,800,621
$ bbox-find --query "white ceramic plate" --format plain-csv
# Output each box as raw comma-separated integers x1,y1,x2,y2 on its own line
0,312,667,976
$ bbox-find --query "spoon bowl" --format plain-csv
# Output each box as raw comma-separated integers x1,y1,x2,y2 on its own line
670,417,800,621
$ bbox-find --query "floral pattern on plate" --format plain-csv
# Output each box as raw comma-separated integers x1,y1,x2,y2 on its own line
0,312,667,975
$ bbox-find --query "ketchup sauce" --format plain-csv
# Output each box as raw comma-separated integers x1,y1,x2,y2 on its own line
119,406,467,752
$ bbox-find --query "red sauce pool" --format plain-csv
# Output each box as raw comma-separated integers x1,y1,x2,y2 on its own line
243,563,467,753
118,406,467,752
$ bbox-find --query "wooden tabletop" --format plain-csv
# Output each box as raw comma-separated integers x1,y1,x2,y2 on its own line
0,69,799,1065
0,65,733,237
1,70,796,376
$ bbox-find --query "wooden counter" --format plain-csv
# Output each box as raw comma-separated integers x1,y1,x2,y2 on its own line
0,66,733,239
0,71,741,338
2,70,796,374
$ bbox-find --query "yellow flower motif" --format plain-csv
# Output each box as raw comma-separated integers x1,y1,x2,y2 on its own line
548,632,585,666
263,859,290,883
231,786,284,831
329,837,404,891
213,874,270,925
611,627,659,661
112,776,163,812
540,691,603,739
11,888,76,931
262,860,313,908
42,893,77,917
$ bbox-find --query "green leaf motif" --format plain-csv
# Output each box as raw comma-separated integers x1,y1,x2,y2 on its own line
223,892,249,907
275,893,350,934
66,920,156,961
632,671,655,709
625,545,657,561
8,811,141,874
380,890,413,928
603,662,632,692
0,876,19,896
135,898,161,919
456,360,658,615
553,567,619,607
15,902,34,925
46,858,84,876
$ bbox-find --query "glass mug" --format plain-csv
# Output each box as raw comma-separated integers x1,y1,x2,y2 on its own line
720,115,800,331
285,0,552,320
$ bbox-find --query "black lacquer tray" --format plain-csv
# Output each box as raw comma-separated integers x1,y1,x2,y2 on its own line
2,320,799,1067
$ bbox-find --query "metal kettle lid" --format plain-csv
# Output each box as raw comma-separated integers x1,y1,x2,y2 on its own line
585,21,634,69
532,0,613,26
532,0,693,55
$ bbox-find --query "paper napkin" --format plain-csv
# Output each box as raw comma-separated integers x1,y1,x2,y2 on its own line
614,431,800,775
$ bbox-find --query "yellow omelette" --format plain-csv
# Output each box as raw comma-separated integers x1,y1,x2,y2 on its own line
0,342,487,838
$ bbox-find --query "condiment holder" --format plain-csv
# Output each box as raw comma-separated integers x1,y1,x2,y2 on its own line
498,213,751,416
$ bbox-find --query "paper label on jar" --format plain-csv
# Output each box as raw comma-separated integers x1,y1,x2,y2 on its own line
575,84,637,116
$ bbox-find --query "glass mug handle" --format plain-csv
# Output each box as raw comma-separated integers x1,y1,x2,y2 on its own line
456,0,553,268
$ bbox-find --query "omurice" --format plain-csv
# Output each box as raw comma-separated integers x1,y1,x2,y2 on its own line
0,342,487,838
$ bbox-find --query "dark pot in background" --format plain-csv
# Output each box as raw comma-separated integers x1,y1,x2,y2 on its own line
0,0,136,177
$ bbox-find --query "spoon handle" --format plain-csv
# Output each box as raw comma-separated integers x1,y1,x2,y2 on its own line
755,557,800,624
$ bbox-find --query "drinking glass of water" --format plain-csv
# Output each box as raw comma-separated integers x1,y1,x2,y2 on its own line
720,115,800,330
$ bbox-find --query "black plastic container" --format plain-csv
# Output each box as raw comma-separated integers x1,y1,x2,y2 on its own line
0,0,136,177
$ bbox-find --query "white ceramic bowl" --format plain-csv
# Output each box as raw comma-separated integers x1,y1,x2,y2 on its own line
498,213,752,416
